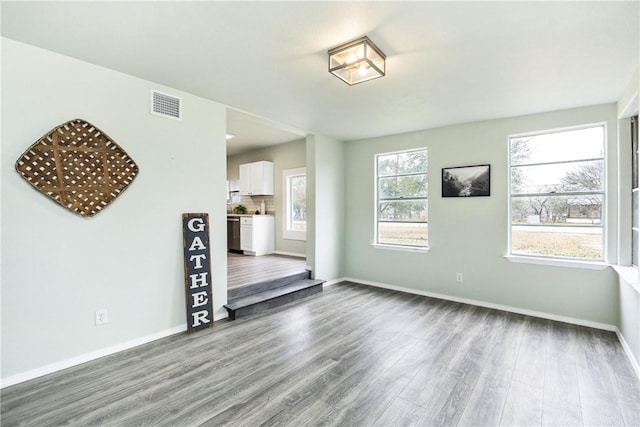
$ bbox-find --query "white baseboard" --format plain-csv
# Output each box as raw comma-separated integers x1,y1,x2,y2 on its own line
343,277,617,332
273,251,306,258
345,277,640,378
2,311,229,389
616,328,640,380
215,311,229,322
1,324,184,389
6,280,633,388
323,277,346,287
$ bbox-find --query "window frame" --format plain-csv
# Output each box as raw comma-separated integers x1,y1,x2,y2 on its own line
632,116,639,267
282,167,306,241
507,123,607,263
374,147,429,250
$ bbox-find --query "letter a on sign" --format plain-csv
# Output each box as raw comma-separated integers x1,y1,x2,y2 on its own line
182,213,214,333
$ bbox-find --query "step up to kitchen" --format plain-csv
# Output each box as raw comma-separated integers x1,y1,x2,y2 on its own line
224,278,324,320
227,271,311,300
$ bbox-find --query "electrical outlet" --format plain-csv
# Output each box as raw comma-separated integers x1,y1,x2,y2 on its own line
456,273,464,283
95,309,108,326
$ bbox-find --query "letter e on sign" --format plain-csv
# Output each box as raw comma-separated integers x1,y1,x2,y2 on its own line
182,213,214,333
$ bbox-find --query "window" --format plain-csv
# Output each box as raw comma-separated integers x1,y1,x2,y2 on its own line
509,125,605,261
375,148,428,248
632,116,638,266
282,168,306,241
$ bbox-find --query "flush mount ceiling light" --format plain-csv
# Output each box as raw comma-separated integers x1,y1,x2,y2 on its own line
328,36,386,86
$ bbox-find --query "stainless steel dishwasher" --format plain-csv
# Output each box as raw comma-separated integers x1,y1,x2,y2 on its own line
227,216,242,253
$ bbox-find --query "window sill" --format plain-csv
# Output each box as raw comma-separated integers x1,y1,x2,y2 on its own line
612,265,639,291
372,244,430,253
504,255,609,270
283,232,306,241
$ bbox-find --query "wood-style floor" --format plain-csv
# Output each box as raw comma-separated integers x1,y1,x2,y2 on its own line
227,252,307,290
2,282,640,426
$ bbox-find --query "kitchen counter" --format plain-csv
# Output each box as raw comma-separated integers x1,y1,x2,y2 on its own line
227,213,274,217
228,214,274,256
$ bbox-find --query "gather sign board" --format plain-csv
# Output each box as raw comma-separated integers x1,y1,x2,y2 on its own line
182,213,214,333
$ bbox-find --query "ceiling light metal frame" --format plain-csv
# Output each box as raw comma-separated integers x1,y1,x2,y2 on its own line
328,36,386,86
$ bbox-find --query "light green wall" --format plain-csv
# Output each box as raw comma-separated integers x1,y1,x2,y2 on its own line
345,104,619,325
619,276,640,364
616,70,640,369
618,116,634,266
1,38,635,385
618,68,639,118
306,134,345,281
1,39,228,381
227,139,307,256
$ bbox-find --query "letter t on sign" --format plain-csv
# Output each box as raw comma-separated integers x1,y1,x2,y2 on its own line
182,213,214,333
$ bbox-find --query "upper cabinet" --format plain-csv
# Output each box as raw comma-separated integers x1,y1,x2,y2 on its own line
227,179,241,203
239,161,274,196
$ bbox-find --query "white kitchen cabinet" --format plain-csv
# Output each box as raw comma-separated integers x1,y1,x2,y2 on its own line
239,161,274,196
240,217,253,252
240,215,275,256
228,179,240,192
238,164,251,195
226,179,241,203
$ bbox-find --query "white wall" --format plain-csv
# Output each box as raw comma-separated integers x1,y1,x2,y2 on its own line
1,39,228,384
344,104,620,326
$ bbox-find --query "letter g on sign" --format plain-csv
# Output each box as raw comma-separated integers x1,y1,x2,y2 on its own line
187,217,206,232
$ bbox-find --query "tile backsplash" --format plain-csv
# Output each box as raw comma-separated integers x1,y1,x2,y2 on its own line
228,195,275,215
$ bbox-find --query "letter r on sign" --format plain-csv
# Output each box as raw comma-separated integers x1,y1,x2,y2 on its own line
191,310,210,327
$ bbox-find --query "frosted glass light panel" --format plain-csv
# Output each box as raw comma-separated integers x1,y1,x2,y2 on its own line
328,36,386,85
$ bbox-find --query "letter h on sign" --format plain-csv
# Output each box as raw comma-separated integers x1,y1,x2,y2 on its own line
182,213,214,333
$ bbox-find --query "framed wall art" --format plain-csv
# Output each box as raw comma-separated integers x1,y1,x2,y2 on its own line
442,164,490,197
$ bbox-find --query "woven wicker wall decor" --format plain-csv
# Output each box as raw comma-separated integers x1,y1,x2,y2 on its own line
15,118,139,217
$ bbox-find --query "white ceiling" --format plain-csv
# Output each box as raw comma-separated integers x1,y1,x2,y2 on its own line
2,1,638,154
226,109,305,156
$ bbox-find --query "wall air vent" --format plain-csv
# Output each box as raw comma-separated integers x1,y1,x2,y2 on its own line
151,90,182,120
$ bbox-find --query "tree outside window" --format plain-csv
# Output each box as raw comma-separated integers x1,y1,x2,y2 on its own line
509,125,605,260
283,168,306,241
376,148,428,248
